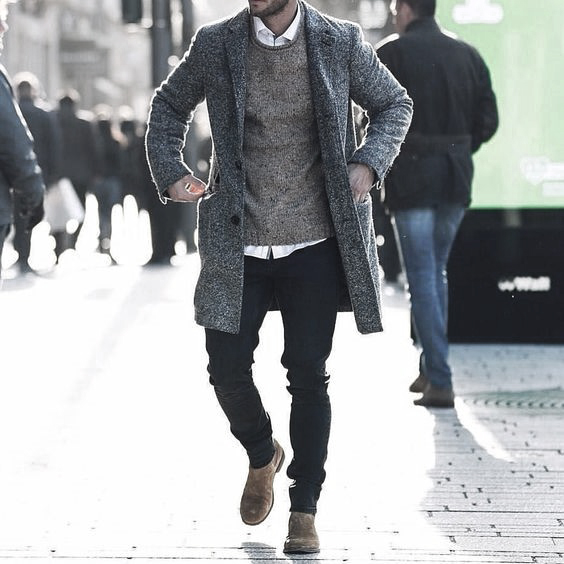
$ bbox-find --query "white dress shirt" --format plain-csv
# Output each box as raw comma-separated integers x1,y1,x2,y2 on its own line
244,4,325,260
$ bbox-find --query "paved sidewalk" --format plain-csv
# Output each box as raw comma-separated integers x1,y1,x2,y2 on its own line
1,256,563,563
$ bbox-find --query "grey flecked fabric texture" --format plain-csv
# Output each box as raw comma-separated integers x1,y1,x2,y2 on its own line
145,0,413,334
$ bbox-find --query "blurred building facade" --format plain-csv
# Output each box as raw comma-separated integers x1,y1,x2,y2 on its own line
201,0,393,44
3,0,151,117
2,0,393,117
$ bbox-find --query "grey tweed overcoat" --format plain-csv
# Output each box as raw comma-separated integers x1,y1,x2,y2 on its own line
146,1,413,335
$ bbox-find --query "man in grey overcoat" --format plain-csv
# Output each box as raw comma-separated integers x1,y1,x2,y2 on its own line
146,0,412,553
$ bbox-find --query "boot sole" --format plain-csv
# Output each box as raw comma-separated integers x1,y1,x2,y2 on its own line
283,546,320,555
283,538,320,555
413,398,454,408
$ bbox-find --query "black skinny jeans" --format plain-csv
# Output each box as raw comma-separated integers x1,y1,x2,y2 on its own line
205,238,341,514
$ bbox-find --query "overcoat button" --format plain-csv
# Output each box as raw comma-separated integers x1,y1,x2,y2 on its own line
230,215,240,226
235,160,242,170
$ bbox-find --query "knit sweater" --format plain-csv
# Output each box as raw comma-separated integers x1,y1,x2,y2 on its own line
242,19,335,246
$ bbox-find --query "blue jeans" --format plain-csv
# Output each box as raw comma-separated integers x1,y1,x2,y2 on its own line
393,205,465,390
205,238,341,514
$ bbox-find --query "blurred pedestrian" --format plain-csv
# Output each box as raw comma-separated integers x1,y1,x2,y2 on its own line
130,120,181,265
13,72,62,274
0,1,44,279
92,106,124,256
377,0,499,407
56,90,100,259
119,108,146,209
137,121,181,265
146,0,412,553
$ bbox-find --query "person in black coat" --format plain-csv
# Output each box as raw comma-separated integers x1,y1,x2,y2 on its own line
92,107,124,255
56,90,101,258
139,121,182,265
119,113,147,210
0,2,44,277
13,74,62,273
377,0,498,407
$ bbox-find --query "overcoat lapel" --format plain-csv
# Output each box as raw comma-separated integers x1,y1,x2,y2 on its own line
303,6,339,152
303,5,352,204
225,11,249,150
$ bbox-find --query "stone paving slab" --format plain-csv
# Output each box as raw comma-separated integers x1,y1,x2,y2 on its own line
0,546,557,563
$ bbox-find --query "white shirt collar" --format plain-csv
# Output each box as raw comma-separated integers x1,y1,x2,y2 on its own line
253,3,301,46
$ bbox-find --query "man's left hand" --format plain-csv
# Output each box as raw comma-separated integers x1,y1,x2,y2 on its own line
348,163,375,203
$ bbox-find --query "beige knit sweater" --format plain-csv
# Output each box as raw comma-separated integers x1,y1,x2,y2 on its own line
243,21,335,246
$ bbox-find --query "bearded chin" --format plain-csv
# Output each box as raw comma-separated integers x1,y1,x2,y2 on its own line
252,0,290,18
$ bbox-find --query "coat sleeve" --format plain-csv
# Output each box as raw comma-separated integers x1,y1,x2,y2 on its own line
145,28,207,199
471,51,499,153
347,26,413,183
0,73,44,211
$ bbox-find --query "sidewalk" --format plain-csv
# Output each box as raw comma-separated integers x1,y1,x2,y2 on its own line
1,256,563,563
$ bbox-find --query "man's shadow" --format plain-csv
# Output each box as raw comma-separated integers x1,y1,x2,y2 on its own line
420,402,517,548
242,541,320,562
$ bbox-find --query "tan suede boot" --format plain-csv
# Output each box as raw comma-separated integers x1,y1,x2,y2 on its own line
283,511,320,554
240,439,285,526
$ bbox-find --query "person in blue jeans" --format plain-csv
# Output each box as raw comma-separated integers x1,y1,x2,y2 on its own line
393,204,466,405
377,0,499,407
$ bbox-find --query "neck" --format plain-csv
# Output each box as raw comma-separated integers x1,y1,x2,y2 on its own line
261,0,298,37
396,3,417,34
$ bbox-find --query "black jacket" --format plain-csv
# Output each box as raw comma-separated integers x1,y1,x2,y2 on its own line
0,65,44,225
18,98,62,186
377,18,498,210
57,107,100,195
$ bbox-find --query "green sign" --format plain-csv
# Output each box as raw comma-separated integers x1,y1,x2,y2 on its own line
436,0,564,209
